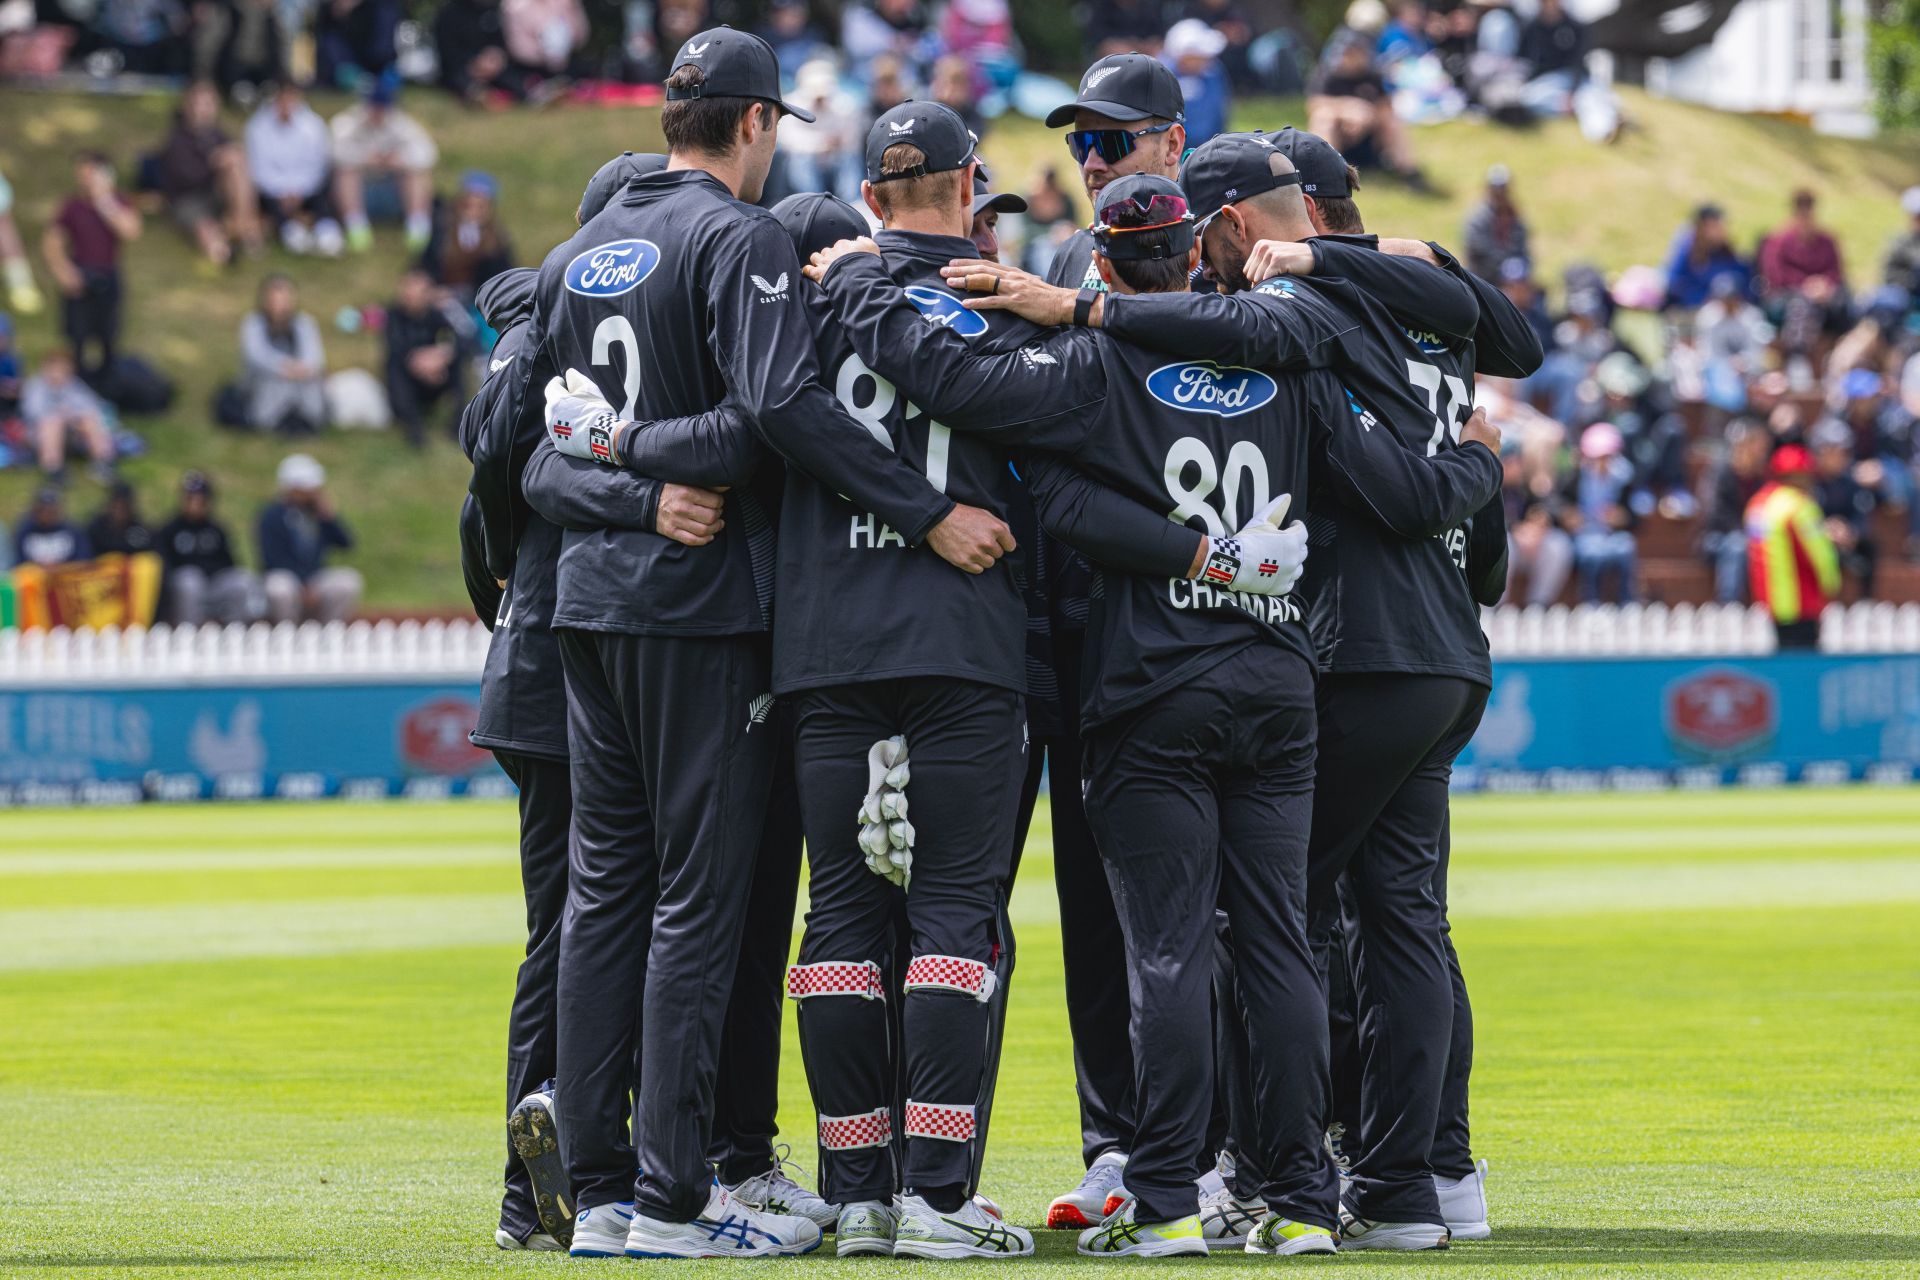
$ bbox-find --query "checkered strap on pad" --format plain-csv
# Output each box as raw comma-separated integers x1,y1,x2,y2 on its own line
902,954,997,1002
818,1107,893,1150
904,1100,976,1143
786,960,886,1001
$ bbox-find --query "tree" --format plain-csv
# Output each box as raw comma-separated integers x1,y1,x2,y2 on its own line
1870,0,1920,131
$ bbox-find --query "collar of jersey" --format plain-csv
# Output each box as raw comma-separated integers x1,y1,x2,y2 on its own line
616,167,731,207
874,228,981,268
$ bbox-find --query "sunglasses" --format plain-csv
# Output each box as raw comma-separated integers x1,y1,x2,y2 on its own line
1093,192,1192,234
1067,121,1175,165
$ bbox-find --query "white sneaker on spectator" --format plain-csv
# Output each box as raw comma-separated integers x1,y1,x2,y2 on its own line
280,220,313,255
313,218,345,258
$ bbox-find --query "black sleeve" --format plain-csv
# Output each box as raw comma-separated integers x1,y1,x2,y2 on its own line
615,401,764,489
1023,453,1204,579
458,494,503,628
1465,494,1509,606
1309,371,1504,538
1101,287,1360,370
820,253,1107,448
709,222,955,545
1307,239,1481,341
521,437,662,533
1427,241,1545,378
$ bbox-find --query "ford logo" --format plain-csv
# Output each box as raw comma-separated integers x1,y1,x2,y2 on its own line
904,285,989,338
564,238,660,297
1144,361,1278,418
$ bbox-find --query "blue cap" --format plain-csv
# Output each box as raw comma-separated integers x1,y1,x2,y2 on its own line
461,170,499,200
1842,368,1883,400
366,69,400,106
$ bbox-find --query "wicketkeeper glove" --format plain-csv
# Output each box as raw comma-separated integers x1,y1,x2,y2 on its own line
1197,493,1308,596
543,369,627,466
858,735,913,888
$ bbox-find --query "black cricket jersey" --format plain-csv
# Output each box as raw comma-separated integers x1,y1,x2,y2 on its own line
1101,259,1504,687
771,229,1099,696
823,255,1501,730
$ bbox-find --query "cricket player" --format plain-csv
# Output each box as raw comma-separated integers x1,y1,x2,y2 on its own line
809,170,1504,1256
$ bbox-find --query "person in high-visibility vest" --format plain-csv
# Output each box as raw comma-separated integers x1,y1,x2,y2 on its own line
1745,444,1841,650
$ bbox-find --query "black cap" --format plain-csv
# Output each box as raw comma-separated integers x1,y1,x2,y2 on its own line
665,26,815,123
1094,173,1195,262
181,469,213,495
578,151,668,224
972,165,1027,217
1044,53,1185,129
1178,131,1301,222
771,191,871,259
864,101,977,184
1270,126,1350,200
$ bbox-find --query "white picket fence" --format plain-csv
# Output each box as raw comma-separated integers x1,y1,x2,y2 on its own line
1,601,1918,682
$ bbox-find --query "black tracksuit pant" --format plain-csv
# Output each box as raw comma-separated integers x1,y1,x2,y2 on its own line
492,749,571,1243
1011,632,1137,1170
789,677,1024,1208
1306,672,1488,1225
554,628,775,1222
710,715,805,1185
1429,816,1476,1180
1082,646,1333,1229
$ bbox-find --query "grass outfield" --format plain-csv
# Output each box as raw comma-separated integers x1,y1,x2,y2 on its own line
2,788,1918,1277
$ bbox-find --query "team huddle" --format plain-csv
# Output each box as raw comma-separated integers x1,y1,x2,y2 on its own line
459,23,1540,1263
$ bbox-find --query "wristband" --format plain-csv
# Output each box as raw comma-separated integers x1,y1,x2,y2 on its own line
1073,287,1099,327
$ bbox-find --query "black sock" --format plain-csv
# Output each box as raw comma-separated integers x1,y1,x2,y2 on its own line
912,1183,967,1213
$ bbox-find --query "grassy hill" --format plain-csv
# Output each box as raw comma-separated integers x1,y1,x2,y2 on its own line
2,85,1916,609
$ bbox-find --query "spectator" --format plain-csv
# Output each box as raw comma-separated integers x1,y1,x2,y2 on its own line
239,273,327,434
1463,164,1529,281
245,82,344,257
330,72,438,252
86,480,153,556
762,0,831,74
1499,439,1574,606
157,80,263,268
434,0,514,102
41,151,142,380
1308,21,1428,190
1496,257,1555,355
315,0,398,90
1163,18,1232,149
930,54,984,140
92,0,191,76
1699,420,1771,603
159,470,264,624
1516,0,1619,143
1812,417,1879,596
1692,274,1773,413
865,52,911,117
1883,186,1920,299
501,0,587,87
777,60,864,204
259,453,362,623
1662,203,1752,311
1087,0,1167,57
14,486,89,569
419,172,514,302
20,349,116,479
1568,421,1637,603
1746,444,1839,649
385,266,463,446
1758,188,1847,304
940,0,1014,73
1183,0,1256,88
1019,166,1079,277
0,314,19,421
208,0,289,97
842,0,930,77
0,167,45,315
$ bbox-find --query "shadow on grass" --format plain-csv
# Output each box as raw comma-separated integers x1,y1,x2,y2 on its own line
0,1258,304,1270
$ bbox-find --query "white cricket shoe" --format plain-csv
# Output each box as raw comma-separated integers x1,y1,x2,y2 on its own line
624,1183,821,1258
726,1147,839,1231
1196,1149,1231,1200
1245,1216,1338,1255
495,1227,563,1251
1078,1203,1208,1257
1198,1184,1266,1250
893,1193,1034,1258
835,1200,897,1257
1046,1150,1128,1229
1338,1201,1449,1252
569,1202,635,1258
1435,1158,1490,1240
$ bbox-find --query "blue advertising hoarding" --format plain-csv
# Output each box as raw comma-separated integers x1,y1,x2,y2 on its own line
0,651,1917,804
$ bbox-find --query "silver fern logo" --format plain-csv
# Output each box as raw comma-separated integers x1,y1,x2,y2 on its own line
746,693,775,732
